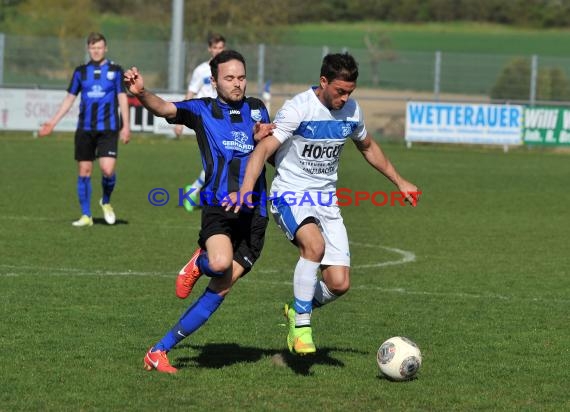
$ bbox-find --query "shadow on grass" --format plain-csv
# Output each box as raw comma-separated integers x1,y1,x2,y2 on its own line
376,373,419,383
92,218,129,225
175,343,365,376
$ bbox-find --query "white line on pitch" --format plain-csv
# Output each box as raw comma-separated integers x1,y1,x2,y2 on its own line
0,243,411,278
349,242,416,268
1,267,568,304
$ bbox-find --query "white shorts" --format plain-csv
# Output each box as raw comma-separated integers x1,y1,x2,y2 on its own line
270,196,350,267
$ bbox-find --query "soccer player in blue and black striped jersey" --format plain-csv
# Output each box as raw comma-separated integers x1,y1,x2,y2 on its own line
125,50,274,373
39,32,130,227
174,33,226,213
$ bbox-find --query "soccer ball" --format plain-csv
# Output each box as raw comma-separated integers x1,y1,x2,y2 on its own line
377,336,422,381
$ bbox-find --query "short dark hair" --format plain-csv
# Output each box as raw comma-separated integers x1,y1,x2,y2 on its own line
320,53,359,83
87,32,106,46
210,50,246,80
207,33,225,47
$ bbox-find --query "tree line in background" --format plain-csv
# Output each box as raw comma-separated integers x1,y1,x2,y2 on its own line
0,0,291,43
2,0,570,45
289,0,570,28
2,0,570,100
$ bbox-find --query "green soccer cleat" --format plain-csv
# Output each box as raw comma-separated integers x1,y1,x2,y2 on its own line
183,185,200,213
284,302,316,355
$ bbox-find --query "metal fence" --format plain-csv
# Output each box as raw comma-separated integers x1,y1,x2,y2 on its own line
2,33,570,105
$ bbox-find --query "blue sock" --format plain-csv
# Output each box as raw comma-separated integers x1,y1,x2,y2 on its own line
101,174,116,204
197,252,224,277
77,176,91,216
153,288,224,352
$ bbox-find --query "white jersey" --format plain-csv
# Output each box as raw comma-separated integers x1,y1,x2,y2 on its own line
187,61,216,98
270,87,367,197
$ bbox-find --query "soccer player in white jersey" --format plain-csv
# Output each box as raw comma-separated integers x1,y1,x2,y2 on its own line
230,53,420,355
174,33,226,212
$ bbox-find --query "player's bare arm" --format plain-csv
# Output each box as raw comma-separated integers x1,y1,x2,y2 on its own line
224,135,282,213
123,67,177,119
38,93,77,137
118,93,131,144
355,133,421,206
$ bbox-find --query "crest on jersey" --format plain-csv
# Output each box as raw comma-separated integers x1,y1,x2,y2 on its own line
87,85,105,99
341,124,352,137
223,131,254,153
274,109,286,123
107,71,116,80
251,109,262,122
231,131,249,144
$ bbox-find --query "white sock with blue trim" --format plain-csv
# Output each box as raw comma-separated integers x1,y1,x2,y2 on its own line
293,256,320,327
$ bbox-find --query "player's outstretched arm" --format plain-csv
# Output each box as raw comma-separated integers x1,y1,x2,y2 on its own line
355,133,421,206
123,67,177,119
37,93,77,137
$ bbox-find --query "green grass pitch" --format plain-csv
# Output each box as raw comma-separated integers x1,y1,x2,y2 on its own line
0,131,568,411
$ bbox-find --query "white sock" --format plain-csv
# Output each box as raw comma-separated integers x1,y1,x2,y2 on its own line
191,169,205,191
293,257,320,327
314,280,338,307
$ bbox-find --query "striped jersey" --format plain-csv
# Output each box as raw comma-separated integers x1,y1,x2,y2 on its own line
67,60,126,131
168,97,270,215
270,87,367,196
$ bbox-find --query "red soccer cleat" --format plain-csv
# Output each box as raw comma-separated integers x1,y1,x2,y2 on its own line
143,348,178,374
175,248,203,299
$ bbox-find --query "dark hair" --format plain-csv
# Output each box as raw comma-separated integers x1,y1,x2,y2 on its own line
320,53,359,83
210,50,246,80
87,32,106,46
207,33,226,47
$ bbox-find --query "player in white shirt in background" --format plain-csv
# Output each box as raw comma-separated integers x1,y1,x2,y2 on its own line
175,33,226,212
230,53,421,355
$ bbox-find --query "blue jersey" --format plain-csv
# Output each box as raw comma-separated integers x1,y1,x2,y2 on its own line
169,97,270,215
67,60,126,131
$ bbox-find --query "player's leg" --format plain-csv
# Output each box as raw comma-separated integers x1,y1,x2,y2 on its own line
176,206,234,298
72,131,95,227
97,132,119,224
211,207,268,295
176,247,203,299
313,206,351,307
98,156,117,224
145,285,227,374
316,265,350,306
294,223,325,322
176,232,234,299
145,234,233,373
172,208,267,346
271,198,322,354
183,169,205,212
286,222,324,354
189,212,266,297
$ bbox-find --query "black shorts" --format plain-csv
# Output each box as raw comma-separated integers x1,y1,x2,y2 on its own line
74,130,119,161
199,205,268,275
